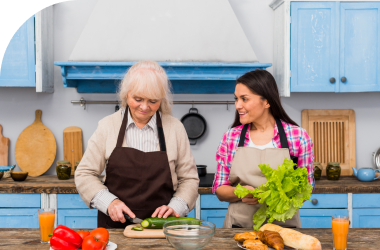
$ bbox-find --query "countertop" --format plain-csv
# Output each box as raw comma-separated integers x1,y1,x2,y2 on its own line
0,228,378,250
1,175,380,194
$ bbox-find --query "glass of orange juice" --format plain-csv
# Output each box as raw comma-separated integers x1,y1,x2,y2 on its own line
38,208,55,243
332,215,349,250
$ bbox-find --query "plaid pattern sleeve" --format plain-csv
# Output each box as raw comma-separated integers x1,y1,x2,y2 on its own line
212,126,245,194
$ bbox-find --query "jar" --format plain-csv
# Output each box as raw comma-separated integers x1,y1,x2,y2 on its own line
313,162,322,180
56,161,72,180
74,161,80,172
326,162,341,180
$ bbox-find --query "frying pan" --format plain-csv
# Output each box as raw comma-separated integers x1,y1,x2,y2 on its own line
181,108,207,145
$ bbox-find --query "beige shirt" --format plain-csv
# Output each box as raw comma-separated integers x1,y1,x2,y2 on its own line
75,109,199,211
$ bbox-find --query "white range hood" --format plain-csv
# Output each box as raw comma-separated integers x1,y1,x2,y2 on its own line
55,0,271,93
69,0,258,62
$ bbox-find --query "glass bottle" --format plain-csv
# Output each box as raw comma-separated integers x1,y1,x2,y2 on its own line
313,162,322,180
56,161,72,180
326,162,341,180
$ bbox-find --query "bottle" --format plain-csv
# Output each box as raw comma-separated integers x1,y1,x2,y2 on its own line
56,161,72,180
313,162,322,180
326,162,341,180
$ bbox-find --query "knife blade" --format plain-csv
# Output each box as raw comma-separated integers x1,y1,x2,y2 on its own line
123,213,143,224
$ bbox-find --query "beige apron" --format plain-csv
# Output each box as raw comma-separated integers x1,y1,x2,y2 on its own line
223,118,301,229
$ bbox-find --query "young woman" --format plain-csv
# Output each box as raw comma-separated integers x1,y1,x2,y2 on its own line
213,69,314,228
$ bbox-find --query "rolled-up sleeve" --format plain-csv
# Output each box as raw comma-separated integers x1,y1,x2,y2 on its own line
297,129,315,190
213,132,232,194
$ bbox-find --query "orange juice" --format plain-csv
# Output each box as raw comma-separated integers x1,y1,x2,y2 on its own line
38,210,55,243
332,217,349,250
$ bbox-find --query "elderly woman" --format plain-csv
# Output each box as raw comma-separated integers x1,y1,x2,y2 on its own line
75,61,199,229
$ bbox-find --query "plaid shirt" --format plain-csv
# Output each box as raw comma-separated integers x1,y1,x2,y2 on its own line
213,119,315,194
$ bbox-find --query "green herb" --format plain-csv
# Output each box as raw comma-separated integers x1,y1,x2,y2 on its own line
131,226,144,231
234,158,313,230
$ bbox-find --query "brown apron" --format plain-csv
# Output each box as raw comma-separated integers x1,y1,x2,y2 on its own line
223,118,301,228
98,108,174,228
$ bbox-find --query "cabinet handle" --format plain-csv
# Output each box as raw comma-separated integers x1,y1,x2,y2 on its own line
341,77,347,83
312,199,318,205
330,77,336,83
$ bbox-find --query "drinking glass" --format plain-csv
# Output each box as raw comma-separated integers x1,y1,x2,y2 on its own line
332,215,349,250
38,208,55,243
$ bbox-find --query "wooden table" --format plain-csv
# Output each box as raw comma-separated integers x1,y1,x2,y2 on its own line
0,228,378,250
1,175,380,194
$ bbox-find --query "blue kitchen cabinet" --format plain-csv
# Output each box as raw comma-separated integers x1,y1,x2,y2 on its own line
291,2,380,92
352,194,380,228
0,193,40,228
188,209,195,218
57,194,98,229
200,194,228,228
0,16,35,87
299,193,348,228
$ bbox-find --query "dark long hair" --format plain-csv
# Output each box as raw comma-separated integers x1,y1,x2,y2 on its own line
231,69,298,128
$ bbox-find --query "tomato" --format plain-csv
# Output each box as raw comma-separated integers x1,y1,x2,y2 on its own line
82,235,106,250
90,228,109,243
77,230,90,240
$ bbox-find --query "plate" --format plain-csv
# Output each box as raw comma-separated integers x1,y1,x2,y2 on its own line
50,241,117,250
237,242,297,250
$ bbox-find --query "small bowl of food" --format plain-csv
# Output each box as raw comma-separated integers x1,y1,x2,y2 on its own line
163,220,215,250
11,171,28,181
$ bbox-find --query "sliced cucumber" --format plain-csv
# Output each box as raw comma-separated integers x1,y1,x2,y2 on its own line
140,217,200,229
131,226,144,231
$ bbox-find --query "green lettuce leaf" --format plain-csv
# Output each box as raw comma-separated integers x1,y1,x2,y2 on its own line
234,158,313,230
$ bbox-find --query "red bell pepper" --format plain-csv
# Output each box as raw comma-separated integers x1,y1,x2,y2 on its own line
50,225,83,250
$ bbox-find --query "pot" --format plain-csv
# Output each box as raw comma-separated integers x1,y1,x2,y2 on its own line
181,108,207,145
197,165,207,177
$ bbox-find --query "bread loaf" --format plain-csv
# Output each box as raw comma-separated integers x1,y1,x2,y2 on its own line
259,224,322,250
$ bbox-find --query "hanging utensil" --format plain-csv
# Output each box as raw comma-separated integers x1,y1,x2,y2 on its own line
180,108,207,145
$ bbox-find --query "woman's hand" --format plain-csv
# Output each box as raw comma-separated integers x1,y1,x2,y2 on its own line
151,205,180,218
241,185,259,205
107,199,135,223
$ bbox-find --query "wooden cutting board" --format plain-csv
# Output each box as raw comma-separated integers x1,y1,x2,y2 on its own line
124,224,165,238
15,110,56,176
0,124,9,166
63,126,83,175
302,109,355,176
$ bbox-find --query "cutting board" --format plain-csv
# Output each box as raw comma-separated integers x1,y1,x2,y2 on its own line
0,125,9,166
63,126,83,175
302,109,355,176
124,224,165,238
15,110,57,176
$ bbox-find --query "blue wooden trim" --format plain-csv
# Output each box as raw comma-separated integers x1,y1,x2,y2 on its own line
200,194,229,209
353,194,380,208
300,209,348,228
0,208,39,228
187,209,195,218
58,209,98,229
57,194,88,209
54,62,271,93
0,193,41,208
353,209,380,228
300,194,348,209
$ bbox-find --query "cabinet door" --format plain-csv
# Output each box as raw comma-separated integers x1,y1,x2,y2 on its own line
0,16,35,87
353,209,380,228
0,208,39,228
300,209,348,228
339,2,380,92
200,209,227,229
290,2,339,92
58,209,98,229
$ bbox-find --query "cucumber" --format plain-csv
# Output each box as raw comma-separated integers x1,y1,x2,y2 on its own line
140,217,200,229
131,226,144,231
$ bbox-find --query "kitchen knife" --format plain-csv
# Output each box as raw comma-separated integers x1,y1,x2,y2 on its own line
123,213,143,224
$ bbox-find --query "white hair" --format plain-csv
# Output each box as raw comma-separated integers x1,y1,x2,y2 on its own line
118,61,173,115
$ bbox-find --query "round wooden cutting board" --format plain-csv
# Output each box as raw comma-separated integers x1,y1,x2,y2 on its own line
15,110,56,176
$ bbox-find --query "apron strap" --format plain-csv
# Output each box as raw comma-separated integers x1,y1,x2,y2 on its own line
156,111,167,152
116,107,130,148
275,117,298,165
116,107,167,152
238,124,249,147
